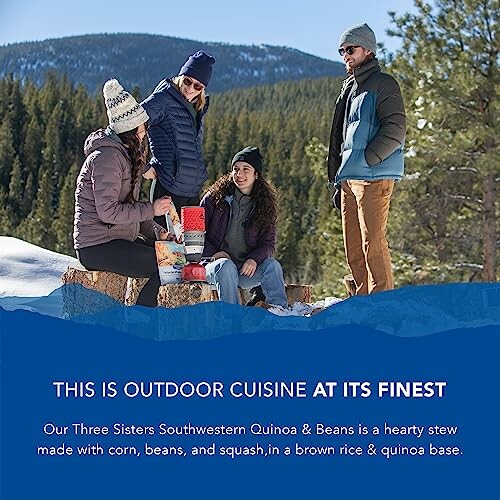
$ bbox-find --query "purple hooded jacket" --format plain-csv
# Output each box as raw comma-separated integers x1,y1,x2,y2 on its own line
200,192,276,265
74,129,160,249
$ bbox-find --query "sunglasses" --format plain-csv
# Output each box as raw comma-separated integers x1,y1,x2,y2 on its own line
338,46,360,56
183,77,204,92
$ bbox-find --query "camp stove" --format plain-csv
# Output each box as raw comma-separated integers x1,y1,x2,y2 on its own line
180,206,207,282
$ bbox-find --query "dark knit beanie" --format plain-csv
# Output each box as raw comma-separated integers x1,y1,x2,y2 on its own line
231,146,263,173
339,23,377,54
178,50,216,87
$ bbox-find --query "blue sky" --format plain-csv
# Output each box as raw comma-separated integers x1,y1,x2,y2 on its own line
0,0,418,61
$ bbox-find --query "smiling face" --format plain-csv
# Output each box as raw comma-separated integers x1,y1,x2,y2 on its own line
340,44,372,73
231,161,257,195
180,75,205,102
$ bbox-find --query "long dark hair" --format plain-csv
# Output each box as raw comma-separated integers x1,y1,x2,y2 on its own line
117,126,148,203
204,173,278,229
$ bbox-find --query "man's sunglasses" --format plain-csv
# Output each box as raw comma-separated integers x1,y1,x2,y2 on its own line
183,77,204,92
338,46,360,56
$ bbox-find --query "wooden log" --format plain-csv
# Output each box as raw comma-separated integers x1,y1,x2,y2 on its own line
126,278,214,308
157,283,214,308
61,265,129,318
286,284,313,304
61,266,128,302
124,277,149,306
211,284,314,305
343,274,357,297
127,280,314,308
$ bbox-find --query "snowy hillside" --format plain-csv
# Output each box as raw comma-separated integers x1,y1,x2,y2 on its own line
0,237,341,318
0,237,78,317
0,237,78,297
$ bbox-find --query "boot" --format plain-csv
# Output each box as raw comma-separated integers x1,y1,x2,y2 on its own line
245,286,266,306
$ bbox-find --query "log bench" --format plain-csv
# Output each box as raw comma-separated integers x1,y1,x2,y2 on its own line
125,277,213,307
61,265,313,316
126,278,312,306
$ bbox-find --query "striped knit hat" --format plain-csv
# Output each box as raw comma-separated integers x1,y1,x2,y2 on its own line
102,79,149,134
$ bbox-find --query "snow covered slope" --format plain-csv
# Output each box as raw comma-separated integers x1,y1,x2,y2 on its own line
0,236,79,297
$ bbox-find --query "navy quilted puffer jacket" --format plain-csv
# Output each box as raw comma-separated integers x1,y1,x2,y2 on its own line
142,79,209,197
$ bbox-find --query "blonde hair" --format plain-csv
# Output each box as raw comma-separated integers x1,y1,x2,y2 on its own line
172,75,206,112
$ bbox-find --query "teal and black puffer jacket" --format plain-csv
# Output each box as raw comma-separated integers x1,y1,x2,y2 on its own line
327,58,406,184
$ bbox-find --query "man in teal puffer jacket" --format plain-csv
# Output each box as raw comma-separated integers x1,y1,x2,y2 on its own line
327,23,406,295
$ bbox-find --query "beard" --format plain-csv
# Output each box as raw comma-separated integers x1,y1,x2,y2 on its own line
345,53,374,74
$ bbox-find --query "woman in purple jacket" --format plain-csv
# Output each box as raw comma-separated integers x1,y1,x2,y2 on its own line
74,79,171,307
200,147,287,307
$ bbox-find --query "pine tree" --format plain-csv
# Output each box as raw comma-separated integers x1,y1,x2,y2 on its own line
21,171,36,218
0,120,16,190
388,0,499,281
8,156,24,225
41,102,65,207
0,189,12,234
21,114,43,215
6,78,27,155
53,163,78,255
23,105,43,168
18,168,56,249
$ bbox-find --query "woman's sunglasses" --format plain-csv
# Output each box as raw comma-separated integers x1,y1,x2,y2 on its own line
183,77,204,92
338,46,360,56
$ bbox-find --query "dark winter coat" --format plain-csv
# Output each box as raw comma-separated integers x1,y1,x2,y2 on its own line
200,193,276,265
73,129,158,249
142,79,209,198
328,58,406,184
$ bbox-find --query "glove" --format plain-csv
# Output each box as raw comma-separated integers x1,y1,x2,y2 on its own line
331,186,341,210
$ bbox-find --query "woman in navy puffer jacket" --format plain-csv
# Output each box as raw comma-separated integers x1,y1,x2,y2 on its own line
142,51,216,225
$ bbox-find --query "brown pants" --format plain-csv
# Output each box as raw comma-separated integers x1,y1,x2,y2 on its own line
341,179,395,295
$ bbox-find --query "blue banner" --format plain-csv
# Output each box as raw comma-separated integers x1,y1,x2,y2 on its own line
1,283,499,499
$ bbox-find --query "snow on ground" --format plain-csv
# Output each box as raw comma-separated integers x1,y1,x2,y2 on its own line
268,296,343,317
0,236,79,297
0,237,342,318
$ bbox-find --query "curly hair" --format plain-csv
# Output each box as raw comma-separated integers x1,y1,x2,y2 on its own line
204,173,278,229
118,127,149,203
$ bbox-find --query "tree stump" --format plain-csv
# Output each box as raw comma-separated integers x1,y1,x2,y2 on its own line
343,274,357,297
61,265,129,317
157,283,213,307
126,278,214,307
286,284,313,304
124,277,149,306
210,284,314,305
61,266,128,302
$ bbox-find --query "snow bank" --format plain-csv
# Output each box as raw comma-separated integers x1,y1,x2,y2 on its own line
0,236,79,297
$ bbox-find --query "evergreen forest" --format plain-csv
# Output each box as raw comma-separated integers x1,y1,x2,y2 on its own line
0,0,497,297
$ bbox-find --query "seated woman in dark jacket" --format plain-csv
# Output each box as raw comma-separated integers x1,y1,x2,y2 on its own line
141,51,216,220
200,147,288,308
74,79,171,307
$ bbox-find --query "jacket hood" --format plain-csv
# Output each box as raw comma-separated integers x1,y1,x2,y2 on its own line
83,128,128,158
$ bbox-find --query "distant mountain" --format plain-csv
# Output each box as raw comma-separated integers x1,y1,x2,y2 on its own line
0,33,345,93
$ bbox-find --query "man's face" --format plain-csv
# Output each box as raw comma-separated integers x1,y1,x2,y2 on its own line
339,44,372,73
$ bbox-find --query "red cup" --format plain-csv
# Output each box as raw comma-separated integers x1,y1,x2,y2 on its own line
181,206,205,232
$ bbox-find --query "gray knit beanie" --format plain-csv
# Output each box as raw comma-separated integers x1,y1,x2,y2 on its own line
339,23,377,54
103,79,149,134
